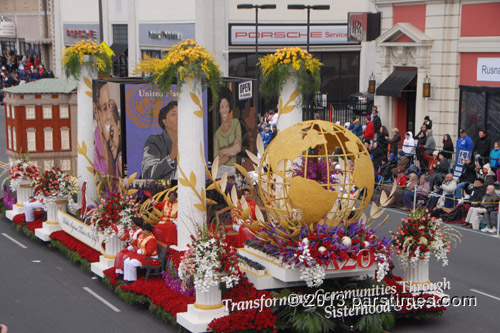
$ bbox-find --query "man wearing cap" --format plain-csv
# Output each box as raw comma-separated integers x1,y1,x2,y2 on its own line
123,222,158,282
348,115,363,138
456,129,474,152
363,115,375,141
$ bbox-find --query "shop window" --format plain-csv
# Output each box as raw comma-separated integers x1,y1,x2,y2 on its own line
26,105,36,120
113,24,128,44
43,105,53,119
44,128,53,151
61,128,70,150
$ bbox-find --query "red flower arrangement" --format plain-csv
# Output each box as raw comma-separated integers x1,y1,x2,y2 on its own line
50,230,101,262
8,158,39,190
34,168,78,198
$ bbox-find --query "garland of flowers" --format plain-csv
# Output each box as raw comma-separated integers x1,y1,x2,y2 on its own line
134,39,221,110
61,39,113,80
390,209,461,268
34,168,78,199
178,226,241,292
7,157,39,191
259,47,322,104
50,230,101,263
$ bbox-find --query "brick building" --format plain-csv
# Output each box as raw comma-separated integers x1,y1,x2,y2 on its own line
3,78,78,173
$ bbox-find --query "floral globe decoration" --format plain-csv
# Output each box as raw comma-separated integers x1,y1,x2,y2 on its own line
134,39,221,109
61,39,113,80
391,209,461,268
178,226,240,292
7,157,39,190
34,168,78,199
258,47,322,104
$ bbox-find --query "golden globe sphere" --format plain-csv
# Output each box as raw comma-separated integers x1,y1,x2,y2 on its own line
257,120,374,237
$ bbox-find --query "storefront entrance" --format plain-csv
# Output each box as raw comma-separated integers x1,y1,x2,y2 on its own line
395,89,416,134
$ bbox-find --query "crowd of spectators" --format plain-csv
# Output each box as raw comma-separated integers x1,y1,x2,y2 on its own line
0,50,54,103
345,106,500,234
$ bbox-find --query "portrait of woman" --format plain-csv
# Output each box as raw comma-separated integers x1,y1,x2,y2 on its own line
213,87,242,175
140,101,178,180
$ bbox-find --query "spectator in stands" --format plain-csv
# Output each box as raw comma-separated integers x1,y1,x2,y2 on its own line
270,125,278,142
433,178,486,224
481,199,499,234
424,129,436,155
371,106,382,138
442,134,454,160
415,123,428,139
378,157,393,184
314,112,321,120
399,173,419,210
480,163,496,186
474,129,491,167
455,157,476,199
388,152,398,170
268,109,278,128
402,174,430,209
388,128,401,156
371,140,385,171
348,115,363,138
415,130,427,171
363,115,375,141
260,126,272,149
428,151,450,190
402,131,416,160
456,129,474,153
393,150,410,175
465,184,499,230
378,126,389,155
423,115,432,130
489,141,500,181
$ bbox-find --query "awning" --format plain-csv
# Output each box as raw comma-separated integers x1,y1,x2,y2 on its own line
376,69,417,98
110,43,128,62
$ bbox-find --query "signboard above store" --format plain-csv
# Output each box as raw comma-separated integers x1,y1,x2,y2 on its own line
0,18,16,38
477,58,500,82
63,24,100,44
229,24,356,46
139,23,195,48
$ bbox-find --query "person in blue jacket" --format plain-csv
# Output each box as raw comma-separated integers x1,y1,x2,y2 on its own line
490,141,500,169
456,129,474,152
348,115,363,138
260,126,272,149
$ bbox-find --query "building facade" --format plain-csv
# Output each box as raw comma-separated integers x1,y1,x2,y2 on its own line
373,0,500,147
3,78,78,173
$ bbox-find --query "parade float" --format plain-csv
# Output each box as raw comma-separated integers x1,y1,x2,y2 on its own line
1,43,461,333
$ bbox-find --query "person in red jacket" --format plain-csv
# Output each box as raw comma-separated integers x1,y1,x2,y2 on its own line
152,191,178,246
231,188,258,247
363,115,375,140
123,223,158,282
114,217,143,275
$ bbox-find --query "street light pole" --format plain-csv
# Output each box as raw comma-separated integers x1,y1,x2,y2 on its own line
237,4,276,115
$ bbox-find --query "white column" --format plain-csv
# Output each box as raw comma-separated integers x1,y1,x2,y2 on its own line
77,59,98,203
403,259,429,283
177,78,206,250
277,72,302,131
127,0,138,76
414,69,428,132
15,180,34,208
104,233,125,259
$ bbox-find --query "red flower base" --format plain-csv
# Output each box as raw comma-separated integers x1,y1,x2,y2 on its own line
12,211,45,232
50,230,101,262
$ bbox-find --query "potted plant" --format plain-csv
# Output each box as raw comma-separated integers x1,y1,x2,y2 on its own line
6,156,39,206
61,39,113,80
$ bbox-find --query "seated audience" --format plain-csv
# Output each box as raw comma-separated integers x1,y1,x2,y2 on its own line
455,157,476,199
465,184,499,230
427,151,450,190
402,175,430,209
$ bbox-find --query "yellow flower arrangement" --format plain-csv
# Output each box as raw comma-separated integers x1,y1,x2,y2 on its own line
259,47,322,104
61,40,113,80
134,39,221,109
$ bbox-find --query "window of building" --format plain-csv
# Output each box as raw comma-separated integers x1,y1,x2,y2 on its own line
44,128,53,151
11,105,15,119
27,129,36,152
459,86,500,145
141,50,168,59
44,160,54,170
43,105,53,119
113,24,128,44
61,159,71,171
60,128,70,150
59,105,69,119
6,104,9,118
26,105,36,120
7,126,12,149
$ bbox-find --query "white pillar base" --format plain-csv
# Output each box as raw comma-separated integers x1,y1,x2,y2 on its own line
5,210,17,220
91,255,115,277
403,259,429,283
35,222,62,241
177,304,228,333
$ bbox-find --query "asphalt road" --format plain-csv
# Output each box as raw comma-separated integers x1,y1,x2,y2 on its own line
0,218,176,333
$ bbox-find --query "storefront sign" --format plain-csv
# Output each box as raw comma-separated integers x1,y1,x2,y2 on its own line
0,20,16,38
477,58,500,82
230,24,355,46
348,13,367,42
239,81,252,100
139,23,195,48
63,24,100,44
